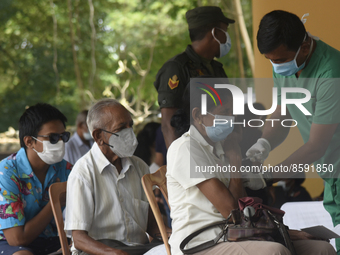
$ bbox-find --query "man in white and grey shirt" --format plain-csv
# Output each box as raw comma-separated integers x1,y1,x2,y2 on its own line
65,99,163,255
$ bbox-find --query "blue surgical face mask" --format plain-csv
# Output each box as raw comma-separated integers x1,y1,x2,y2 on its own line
270,34,313,76
270,47,304,76
202,112,235,142
212,28,231,58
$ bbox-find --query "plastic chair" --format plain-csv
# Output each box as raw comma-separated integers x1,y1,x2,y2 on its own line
142,165,171,255
49,182,71,255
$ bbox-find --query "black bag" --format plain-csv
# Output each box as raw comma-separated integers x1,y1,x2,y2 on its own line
180,197,296,255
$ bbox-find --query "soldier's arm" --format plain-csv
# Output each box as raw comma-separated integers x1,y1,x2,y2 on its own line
161,107,178,149
154,61,186,148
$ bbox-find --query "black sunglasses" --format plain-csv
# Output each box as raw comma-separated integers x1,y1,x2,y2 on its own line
36,132,71,144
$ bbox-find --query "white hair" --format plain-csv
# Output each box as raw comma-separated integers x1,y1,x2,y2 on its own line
87,99,121,134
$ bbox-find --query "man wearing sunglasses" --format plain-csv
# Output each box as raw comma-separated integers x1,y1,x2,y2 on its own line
65,99,164,255
0,103,72,255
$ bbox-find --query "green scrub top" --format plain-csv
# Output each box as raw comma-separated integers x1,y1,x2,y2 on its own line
274,40,340,180
273,39,340,254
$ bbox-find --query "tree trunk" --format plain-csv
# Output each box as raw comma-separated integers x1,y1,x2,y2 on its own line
67,0,85,108
135,36,157,113
230,9,245,78
88,0,96,94
50,0,60,97
233,0,254,75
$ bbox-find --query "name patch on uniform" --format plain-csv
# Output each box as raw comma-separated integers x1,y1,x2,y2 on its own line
168,75,179,90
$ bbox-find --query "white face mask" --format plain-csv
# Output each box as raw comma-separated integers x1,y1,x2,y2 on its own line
102,127,138,158
83,131,92,141
32,138,65,165
212,27,232,58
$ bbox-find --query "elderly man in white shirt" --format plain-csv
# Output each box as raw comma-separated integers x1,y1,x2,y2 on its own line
65,99,162,255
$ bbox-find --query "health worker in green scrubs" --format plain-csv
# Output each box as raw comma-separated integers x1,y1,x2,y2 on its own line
246,10,340,254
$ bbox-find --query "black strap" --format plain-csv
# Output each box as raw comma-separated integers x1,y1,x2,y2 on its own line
267,211,297,255
179,220,227,254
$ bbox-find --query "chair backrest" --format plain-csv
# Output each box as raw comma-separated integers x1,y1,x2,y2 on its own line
49,182,70,255
141,165,171,255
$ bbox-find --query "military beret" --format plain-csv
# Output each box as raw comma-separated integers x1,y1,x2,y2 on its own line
186,6,235,29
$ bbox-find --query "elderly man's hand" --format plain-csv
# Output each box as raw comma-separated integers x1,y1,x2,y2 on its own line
288,229,330,242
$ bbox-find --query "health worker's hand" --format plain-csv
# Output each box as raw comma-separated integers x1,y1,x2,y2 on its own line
246,138,271,163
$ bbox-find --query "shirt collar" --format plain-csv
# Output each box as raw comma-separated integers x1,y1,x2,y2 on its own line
91,143,133,175
185,45,223,69
74,132,94,147
91,142,111,174
16,148,35,177
189,125,225,158
120,157,133,176
16,148,59,180
185,45,205,65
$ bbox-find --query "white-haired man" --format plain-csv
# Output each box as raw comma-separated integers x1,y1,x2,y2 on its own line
65,99,163,255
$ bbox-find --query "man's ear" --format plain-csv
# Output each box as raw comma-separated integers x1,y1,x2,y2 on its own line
192,107,202,124
24,136,34,149
301,39,312,55
209,27,218,41
92,129,103,144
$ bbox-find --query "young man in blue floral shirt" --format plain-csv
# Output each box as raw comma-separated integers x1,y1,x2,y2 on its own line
0,103,72,255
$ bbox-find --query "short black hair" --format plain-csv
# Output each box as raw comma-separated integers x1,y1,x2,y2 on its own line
189,21,221,42
19,103,68,149
257,10,306,54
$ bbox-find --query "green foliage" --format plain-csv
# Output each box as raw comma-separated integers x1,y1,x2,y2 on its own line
0,0,253,132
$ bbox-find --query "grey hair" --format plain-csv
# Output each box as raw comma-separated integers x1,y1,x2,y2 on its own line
87,99,121,134
76,110,88,126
